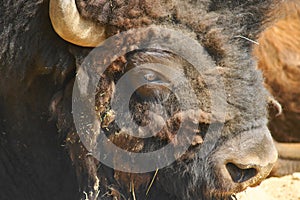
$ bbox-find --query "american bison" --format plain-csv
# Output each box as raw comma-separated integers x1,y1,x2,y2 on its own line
0,0,279,199
254,0,300,176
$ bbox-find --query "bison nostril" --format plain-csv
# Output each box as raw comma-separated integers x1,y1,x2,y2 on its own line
226,163,257,183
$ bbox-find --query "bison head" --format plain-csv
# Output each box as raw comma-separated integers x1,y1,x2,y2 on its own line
48,0,278,199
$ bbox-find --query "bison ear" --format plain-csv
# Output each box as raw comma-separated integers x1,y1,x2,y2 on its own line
49,0,107,47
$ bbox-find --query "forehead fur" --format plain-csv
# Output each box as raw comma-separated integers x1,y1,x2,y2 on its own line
75,0,277,60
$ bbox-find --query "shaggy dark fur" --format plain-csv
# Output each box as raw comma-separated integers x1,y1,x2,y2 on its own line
0,0,278,199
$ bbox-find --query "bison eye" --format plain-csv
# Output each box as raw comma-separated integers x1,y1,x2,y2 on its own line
143,70,158,82
129,68,172,99
142,69,167,84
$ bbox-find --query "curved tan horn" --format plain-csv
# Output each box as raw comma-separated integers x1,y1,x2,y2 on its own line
49,0,106,47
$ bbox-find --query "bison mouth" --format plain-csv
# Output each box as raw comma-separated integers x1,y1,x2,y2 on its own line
157,126,277,199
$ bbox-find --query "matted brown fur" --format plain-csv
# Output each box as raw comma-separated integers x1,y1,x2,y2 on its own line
254,0,300,142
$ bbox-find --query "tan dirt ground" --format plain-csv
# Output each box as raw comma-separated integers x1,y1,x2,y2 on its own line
237,173,300,200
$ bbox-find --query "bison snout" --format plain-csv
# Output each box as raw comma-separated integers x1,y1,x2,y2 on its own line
213,126,277,192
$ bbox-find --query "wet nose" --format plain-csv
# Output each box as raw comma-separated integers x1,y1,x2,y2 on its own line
214,126,278,190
